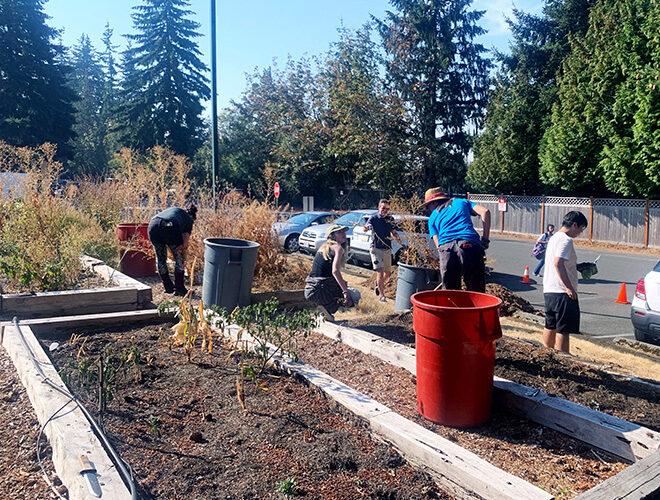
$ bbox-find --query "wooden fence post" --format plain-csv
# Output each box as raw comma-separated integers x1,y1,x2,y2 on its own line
645,198,650,248
541,196,545,234
589,197,594,242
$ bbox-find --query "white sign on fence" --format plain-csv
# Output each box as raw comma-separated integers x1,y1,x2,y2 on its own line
498,198,507,212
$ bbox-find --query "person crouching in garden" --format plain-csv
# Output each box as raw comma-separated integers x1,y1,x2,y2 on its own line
148,204,197,296
304,224,361,321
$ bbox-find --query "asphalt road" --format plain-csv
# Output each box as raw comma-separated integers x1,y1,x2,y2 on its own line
487,237,659,340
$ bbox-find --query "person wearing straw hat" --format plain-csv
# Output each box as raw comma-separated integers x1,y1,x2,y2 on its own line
304,224,361,321
422,188,491,293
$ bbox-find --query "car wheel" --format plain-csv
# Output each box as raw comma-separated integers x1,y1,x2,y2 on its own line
634,328,649,343
284,234,299,253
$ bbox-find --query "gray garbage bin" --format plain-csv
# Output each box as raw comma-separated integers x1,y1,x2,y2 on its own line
202,238,260,311
394,262,441,312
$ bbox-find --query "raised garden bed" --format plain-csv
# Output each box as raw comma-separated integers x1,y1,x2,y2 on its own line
0,255,152,319
5,307,659,499
19,315,448,499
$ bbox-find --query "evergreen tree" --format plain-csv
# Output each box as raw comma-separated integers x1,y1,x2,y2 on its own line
0,0,76,156
375,0,492,191
100,23,120,158
468,0,596,193
68,34,107,176
117,0,210,158
540,0,659,197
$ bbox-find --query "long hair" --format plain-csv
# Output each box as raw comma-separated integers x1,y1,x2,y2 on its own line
319,231,347,265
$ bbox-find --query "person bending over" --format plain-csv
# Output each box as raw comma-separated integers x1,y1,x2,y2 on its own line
148,204,197,296
304,224,360,320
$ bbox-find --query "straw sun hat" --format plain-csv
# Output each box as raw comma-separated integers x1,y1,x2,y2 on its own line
420,187,449,207
325,224,349,238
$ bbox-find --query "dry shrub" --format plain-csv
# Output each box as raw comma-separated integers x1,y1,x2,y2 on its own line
389,194,439,268
189,194,285,279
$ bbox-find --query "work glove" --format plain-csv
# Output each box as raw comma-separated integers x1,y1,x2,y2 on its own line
343,291,354,308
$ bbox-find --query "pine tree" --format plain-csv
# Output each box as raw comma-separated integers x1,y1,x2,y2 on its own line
68,34,107,176
0,0,76,156
100,23,120,158
375,0,492,191
117,0,210,158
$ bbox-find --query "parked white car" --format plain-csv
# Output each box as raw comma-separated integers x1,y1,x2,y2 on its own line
298,209,377,255
349,214,435,266
631,260,660,345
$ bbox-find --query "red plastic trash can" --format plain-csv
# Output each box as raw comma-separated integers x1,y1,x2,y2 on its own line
411,290,502,427
117,223,157,278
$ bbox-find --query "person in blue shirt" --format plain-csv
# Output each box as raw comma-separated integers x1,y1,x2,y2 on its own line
422,188,491,293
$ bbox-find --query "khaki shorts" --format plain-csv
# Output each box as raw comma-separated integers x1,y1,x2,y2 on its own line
370,247,392,272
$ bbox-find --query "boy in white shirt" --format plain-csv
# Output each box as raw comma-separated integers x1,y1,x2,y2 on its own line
542,211,588,353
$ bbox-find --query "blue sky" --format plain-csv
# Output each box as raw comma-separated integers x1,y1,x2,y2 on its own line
44,0,544,112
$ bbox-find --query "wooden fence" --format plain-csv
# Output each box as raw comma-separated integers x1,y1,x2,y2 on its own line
467,194,660,249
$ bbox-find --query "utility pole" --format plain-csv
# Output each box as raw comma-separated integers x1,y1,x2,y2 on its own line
210,0,218,210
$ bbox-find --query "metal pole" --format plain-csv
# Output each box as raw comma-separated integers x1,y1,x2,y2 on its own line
210,0,218,210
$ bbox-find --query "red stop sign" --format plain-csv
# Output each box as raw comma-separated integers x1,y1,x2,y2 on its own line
274,182,280,198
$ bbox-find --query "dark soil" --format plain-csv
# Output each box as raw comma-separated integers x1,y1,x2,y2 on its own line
0,267,115,294
40,322,449,500
0,347,66,498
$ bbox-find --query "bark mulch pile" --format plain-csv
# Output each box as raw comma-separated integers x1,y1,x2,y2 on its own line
0,347,66,499
38,323,450,500
360,269,540,316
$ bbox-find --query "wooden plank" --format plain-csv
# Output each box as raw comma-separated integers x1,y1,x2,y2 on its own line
371,411,552,500
576,449,660,499
2,323,131,499
251,289,306,307
80,254,152,305
315,322,660,462
494,378,660,463
1,287,139,317
1,308,175,338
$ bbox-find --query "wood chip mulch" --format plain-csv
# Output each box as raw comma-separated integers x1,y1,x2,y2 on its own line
0,346,67,499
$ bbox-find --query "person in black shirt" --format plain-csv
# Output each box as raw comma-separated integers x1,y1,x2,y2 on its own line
147,204,197,296
304,224,360,320
364,199,400,303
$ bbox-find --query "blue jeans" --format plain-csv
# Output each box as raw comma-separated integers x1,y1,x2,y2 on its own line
534,256,545,275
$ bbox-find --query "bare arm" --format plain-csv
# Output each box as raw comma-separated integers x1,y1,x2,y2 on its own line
179,232,191,260
432,234,439,248
471,204,491,245
331,245,349,293
554,257,577,300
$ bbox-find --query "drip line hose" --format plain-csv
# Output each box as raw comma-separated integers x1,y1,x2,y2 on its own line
12,317,139,500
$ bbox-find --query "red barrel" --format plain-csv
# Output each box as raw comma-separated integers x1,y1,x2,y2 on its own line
117,223,156,278
411,290,502,427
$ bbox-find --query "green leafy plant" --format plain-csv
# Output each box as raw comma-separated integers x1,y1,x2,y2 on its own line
277,477,298,497
148,415,161,438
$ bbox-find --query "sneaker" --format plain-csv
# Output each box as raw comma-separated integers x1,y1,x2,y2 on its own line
374,282,380,296
316,305,335,321
379,296,387,303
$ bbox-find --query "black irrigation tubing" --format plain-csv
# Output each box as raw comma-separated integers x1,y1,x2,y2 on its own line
12,317,139,500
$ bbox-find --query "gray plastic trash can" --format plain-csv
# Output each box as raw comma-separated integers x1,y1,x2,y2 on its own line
202,238,260,311
394,262,441,312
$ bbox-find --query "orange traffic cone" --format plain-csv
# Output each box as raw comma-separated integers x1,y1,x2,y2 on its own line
615,283,630,304
521,266,531,284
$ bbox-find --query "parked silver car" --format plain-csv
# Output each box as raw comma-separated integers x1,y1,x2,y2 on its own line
298,209,377,255
271,211,339,253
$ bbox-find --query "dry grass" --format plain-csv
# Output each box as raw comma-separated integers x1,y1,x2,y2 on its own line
500,316,660,381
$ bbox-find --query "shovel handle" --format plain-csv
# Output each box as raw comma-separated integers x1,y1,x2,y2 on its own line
79,454,96,473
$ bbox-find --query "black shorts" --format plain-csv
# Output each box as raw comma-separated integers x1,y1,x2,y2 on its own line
544,293,580,334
